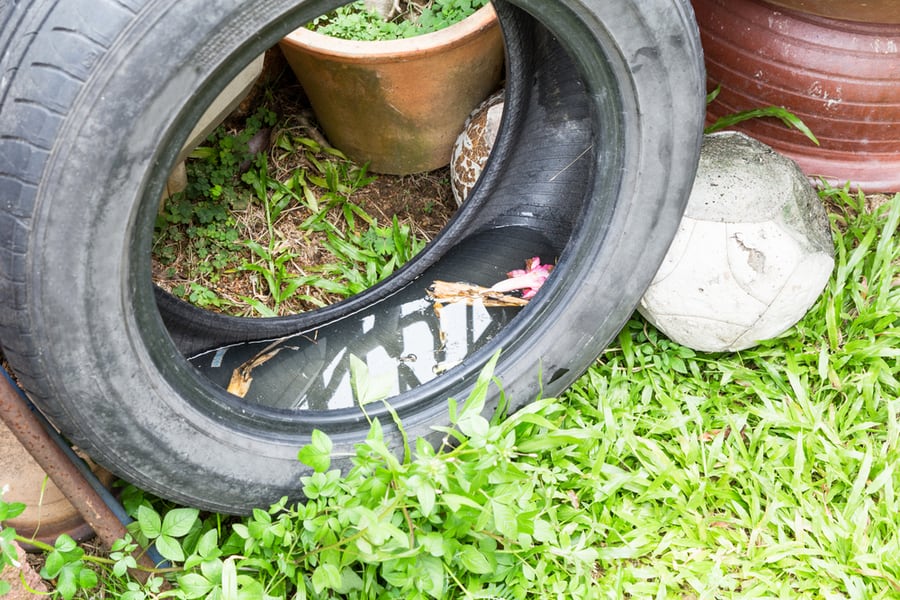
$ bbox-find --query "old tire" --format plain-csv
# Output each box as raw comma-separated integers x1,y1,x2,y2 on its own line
0,0,704,512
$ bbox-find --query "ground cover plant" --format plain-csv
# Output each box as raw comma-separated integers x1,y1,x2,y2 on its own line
151,81,455,317
308,0,488,41
2,185,898,597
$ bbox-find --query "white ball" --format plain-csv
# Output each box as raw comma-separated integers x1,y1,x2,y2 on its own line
638,132,835,352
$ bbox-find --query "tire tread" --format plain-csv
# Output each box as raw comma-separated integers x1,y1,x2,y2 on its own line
0,0,140,404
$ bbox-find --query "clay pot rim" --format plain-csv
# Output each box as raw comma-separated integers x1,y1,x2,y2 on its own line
281,3,498,62
761,0,900,23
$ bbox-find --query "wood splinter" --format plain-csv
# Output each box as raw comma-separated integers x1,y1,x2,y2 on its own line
427,280,530,307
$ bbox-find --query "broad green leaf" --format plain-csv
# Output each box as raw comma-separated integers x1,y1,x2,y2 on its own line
298,429,333,473
0,500,25,521
196,528,220,559
161,507,199,538
457,545,493,574
442,493,482,512
457,413,490,442
201,557,224,581
137,505,162,539
349,353,396,405
178,573,215,598
417,555,446,599
533,518,558,544
155,534,185,563
54,534,78,554
456,350,500,426
491,499,519,541
112,553,136,577
0,528,18,567
311,562,343,594
41,550,65,579
337,567,364,594
236,575,268,600
55,565,78,600
77,568,98,591
416,481,437,518
419,532,446,557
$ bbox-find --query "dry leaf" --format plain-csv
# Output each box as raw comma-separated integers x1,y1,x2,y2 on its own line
226,345,284,398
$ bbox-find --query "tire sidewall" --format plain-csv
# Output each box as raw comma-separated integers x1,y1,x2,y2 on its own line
15,0,703,511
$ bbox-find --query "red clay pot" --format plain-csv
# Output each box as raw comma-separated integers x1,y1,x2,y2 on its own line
279,5,504,175
692,0,900,191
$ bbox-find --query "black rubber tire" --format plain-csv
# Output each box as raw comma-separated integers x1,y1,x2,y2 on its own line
0,0,704,512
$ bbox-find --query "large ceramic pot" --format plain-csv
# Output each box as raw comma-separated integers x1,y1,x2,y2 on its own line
693,0,900,191
279,4,504,175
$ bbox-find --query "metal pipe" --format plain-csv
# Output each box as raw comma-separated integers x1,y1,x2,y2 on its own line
0,366,160,572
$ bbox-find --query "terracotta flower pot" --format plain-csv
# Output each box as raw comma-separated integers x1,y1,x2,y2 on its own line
279,4,504,175
693,0,900,191
1,420,93,546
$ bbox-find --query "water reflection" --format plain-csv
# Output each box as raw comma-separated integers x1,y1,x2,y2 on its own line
189,227,556,411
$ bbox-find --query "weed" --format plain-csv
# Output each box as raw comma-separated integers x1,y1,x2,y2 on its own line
234,131,425,315
704,85,819,145
153,107,277,303
181,283,232,310
306,217,426,298
309,0,488,41
7,188,899,598
153,109,429,316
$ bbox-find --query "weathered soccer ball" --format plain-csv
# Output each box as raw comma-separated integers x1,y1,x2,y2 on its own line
637,131,835,352
450,89,504,205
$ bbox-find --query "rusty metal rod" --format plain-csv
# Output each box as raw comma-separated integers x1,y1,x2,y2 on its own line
0,366,160,572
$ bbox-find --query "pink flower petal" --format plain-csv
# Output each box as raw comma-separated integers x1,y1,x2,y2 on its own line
490,257,554,299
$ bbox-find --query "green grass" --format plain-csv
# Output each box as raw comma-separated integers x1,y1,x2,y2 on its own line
563,185,900,596
3,186,898,598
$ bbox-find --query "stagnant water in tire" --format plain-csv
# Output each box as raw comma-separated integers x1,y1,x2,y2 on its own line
189,226,556,410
